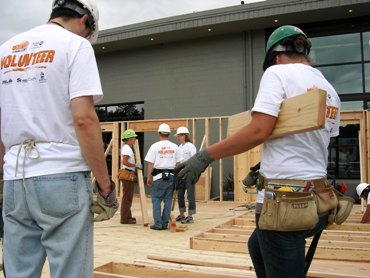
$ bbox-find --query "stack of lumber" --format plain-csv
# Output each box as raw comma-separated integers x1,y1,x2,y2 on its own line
190,208,370,278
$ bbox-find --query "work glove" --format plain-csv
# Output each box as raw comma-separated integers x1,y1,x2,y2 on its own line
91,180,119,222
135,162,143,170
242,162,260,193
175,149,214,184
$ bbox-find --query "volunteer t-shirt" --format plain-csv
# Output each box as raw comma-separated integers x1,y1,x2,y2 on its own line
0,24,103,180
121,144,135,171
252,64,341,204
178,142,196,162
145,140,182,181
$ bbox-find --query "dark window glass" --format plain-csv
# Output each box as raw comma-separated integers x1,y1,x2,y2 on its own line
365,63,370,92
95,103,144,122
341,101,364,111
364,32,370,61
310,33,361,65
317,64,362,94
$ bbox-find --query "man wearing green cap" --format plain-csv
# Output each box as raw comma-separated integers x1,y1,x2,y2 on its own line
176,25,340,277
120,129,141,224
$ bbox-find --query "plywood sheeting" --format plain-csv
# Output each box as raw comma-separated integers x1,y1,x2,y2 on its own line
190,206,370,274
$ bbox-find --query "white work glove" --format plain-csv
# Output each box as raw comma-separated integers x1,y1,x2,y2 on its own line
175,149,214,184
135,162,143,170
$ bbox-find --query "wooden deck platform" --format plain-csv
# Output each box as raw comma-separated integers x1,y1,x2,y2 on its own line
0,197,369,277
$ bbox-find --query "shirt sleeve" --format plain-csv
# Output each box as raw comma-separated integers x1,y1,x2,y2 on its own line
69,41,103,103
251,69,284,118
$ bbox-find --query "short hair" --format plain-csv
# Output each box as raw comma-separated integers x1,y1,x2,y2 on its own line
49,7,81,22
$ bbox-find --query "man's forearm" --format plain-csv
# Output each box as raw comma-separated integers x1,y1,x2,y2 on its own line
72,96,111,196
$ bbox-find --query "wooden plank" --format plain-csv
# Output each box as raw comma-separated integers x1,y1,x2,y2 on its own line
271,89,326,138
227,89,326,138
133,140,149,226
128,120,187,132
147,255,254,271
112,123,120,188
95,261,253,278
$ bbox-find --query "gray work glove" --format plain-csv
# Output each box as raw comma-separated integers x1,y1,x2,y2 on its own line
242,162,260,193
135,162,143,170
175,149,214,184
91,180,119,222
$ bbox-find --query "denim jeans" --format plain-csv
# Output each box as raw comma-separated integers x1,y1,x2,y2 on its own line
3,172,94,278
248,213,328,278
176,179,196,215
150,176,174,228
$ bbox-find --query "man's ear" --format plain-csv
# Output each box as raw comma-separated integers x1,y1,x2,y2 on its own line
79,14,89,27
275,54,282,65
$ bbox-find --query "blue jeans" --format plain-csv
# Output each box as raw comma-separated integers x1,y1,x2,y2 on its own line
150,176,174,228
177,179,196,215
3,172,94,278
248,213,328,278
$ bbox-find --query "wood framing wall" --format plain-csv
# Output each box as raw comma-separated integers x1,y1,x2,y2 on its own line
100,117,228,201
100,110,369,203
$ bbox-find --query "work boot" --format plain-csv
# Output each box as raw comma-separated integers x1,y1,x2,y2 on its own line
175,215,185,222
121,219,136,224
181,216,193,224
150,225,162,230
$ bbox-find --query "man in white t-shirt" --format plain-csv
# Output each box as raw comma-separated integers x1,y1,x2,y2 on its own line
176,25,340,277
0,1,118,277
145,123,182,230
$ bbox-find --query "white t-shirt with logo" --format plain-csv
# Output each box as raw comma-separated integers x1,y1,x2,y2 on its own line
0,24,103,180
252,63,341,203
121,144,135,171
178,142,196,162
145,140,182,181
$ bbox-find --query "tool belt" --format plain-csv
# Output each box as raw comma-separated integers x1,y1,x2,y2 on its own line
258,175,338,232
152,168,174,181
116,168,136,182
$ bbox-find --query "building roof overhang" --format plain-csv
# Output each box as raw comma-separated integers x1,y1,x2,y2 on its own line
93,0,370,54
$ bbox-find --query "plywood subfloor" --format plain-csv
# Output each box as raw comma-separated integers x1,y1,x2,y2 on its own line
0,196,252,277
1,197,369,277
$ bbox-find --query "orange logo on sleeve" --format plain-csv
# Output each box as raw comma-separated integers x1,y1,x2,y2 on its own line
326,106,338,120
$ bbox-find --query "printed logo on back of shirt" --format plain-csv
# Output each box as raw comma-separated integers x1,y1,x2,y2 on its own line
12,41,30,53
30,41,44,50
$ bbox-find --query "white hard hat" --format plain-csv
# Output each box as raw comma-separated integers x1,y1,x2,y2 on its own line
175,126,190,136
356,183,370,197
158,123,171,133
52,0,99,44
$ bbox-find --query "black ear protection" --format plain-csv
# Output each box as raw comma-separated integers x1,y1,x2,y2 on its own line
55,0,66,7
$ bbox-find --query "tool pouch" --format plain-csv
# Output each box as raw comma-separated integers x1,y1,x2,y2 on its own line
259,189,318,232
333,189,354,225
313,185,338,214
116,169,136,182
162,170,171,180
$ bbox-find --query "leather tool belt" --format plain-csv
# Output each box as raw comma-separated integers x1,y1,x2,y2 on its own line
258,175,338,232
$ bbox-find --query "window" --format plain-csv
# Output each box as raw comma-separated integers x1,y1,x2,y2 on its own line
310,33,361,65
95,102,144,176
341,101,364,111
363,31,370,61
317,64,362,94
95,103,144,122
